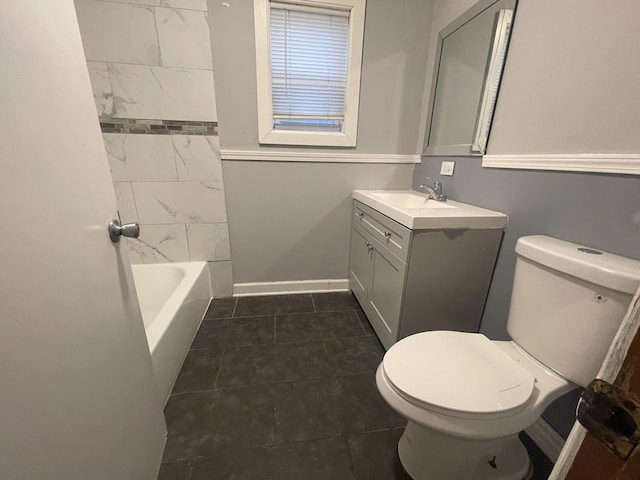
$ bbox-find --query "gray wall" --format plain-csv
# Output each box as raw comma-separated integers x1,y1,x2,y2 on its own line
489,0,640,154
223,162,413,282
209,0,434,155
415,0,640,438
209,0,434,283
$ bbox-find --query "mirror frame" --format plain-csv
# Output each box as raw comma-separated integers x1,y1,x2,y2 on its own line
423,0,516,157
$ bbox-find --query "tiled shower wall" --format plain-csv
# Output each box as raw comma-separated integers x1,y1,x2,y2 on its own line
75,0,232,296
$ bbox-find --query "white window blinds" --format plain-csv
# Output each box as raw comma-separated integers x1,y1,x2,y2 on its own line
269,2,350,132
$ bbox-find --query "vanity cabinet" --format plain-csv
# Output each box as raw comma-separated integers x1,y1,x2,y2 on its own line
349,199,504,350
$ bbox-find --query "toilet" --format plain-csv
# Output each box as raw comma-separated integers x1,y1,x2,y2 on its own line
376,235,640,480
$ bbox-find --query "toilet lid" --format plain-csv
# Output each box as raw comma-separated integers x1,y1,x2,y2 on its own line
383,331,535,417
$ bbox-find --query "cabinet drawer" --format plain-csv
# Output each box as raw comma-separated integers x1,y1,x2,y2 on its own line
353,200,412,262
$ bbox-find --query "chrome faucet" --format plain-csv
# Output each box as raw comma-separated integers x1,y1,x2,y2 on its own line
418,177,447,202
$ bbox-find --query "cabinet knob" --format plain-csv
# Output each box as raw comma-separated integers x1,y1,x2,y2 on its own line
365,241,373,251
384,231,392,239
357,212,364,219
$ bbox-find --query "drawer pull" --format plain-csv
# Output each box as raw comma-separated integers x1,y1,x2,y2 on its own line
384,231,392,239
357,212,364,219
365,241,373,251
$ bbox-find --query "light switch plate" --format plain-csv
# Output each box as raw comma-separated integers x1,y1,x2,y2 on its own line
440,161,455,176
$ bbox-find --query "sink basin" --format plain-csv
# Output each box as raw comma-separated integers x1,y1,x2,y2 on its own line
371,192,455,209
353,190,508,230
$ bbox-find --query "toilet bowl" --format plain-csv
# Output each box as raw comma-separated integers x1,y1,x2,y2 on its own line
375,236,640,480
376,332,574,479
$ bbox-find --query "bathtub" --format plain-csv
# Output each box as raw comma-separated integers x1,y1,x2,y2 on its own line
131,262,211,404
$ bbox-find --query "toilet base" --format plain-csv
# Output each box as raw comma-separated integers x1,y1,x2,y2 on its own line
398,421,532,480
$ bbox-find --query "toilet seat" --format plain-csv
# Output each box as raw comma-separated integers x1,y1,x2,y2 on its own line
382,331,535,420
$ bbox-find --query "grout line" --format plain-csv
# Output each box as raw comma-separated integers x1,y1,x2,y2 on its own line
168,367,384,396
95,0,209,13
310,293,317,313
273,315,277,343
164,433,359,464
231,297,238,317
352,310,368,335
212,347,225,388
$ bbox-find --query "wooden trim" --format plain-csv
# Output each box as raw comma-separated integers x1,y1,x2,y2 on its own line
221,149,421,163
482,154,640,175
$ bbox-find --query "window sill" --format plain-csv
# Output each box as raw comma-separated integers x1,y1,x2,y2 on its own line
259,129,357,147
221,149,421,164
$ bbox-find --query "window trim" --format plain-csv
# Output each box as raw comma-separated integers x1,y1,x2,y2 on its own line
253,0,365,147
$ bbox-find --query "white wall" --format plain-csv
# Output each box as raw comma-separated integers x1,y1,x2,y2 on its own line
75,0,232,295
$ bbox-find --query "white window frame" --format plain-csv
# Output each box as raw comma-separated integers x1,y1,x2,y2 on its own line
253,0,365,147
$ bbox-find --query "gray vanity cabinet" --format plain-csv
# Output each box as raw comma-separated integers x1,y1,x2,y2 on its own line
349,200,504,350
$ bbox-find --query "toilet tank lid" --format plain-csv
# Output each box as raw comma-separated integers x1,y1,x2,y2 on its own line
516,236,640,294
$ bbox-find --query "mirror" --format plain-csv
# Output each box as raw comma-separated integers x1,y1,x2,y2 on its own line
424,0,517,156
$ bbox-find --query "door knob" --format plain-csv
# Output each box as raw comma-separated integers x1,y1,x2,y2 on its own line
108,219,140,243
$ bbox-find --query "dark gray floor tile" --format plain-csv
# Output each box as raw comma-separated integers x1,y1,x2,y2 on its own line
325,336,385,376
312,292,359,312
520,432,554,480
234,294,314,317
157,460,193,480
338,374,406,433
348,428,410,480
191,316,274,349
275,311,365,343
190,437,356,480
216,341,331,387
203,297,236,319
172,348,224,394
274,374,405,443
163,385,276,461
354,305,376,335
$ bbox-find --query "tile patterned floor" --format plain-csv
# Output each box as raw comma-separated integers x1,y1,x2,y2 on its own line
158,292,554,480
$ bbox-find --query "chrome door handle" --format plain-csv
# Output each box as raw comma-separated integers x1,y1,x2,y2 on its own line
108,219,140,243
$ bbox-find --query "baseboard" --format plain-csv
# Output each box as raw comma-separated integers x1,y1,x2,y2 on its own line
233,279,349,297
525,418,565,463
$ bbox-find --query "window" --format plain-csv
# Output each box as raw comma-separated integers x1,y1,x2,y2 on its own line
254,0,365,147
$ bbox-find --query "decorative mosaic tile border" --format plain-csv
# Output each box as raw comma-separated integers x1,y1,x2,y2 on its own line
100,118,218,136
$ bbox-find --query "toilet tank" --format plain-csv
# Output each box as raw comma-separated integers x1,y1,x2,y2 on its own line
507,236,640,388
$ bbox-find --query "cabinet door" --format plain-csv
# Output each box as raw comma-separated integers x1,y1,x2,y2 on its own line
368,239,407,348
348,224,373,304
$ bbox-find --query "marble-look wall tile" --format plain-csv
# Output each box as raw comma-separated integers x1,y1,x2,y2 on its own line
132,181,227,224
208,260,233,297
173,135,222,181
108,63,217,121
87,62,113,117
113,182,139,223
187,223,230,261
101,0,207,11
156,7,213,69
75,0,160,65
127,224,190,264
104,134,177,181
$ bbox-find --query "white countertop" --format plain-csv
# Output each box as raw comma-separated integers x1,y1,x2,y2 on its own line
352,190,508,230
